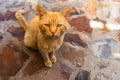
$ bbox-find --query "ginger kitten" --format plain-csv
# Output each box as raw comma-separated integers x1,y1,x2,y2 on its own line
15,3,72,67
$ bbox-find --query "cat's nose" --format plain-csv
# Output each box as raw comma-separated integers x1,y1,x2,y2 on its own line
50,27,56,35
51,32,55,35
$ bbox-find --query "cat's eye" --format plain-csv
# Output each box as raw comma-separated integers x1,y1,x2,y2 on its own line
44,24,50,27
57,24,62,27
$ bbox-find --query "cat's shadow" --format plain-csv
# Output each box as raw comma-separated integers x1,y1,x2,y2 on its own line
20,42,50,76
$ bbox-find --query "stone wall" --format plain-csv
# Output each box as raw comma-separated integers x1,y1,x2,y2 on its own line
0,0,120,80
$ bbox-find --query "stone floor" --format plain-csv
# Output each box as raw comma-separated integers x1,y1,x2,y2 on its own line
0,0,120,80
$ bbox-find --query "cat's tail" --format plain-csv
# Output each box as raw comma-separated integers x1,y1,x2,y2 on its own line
15,10,28,31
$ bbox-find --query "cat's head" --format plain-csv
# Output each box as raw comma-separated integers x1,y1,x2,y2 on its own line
38,3,72,39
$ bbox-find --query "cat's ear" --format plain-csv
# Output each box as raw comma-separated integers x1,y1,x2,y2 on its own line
38,3,47,18
60,6,74,19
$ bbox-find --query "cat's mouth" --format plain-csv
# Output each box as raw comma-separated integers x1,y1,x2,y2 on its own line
49,35,59,39
45,36,59,40
48,31,64,39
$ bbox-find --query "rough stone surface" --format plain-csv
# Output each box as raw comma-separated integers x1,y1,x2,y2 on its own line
7,27,25,40
69,16,92,33
0,35,3,41
0,44,28,80
60,44,85,66
75,70,90,80
118,31,120,40
64,33,87,47
0,0,120,80
88,39,120,59
115,17,120,23
58,0,68,2
23,51,44,75
44,0,57,3
0,10,16,21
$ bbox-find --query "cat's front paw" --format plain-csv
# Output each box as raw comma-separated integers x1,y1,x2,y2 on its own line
15,10,26,18
50,55,57,63
45,60,52,67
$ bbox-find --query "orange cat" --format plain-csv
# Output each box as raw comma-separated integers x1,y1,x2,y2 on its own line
15,3,72,67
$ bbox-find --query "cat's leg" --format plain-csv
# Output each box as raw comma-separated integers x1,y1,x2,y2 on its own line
49,51,57,63
41,52,52,67
15,10,28,31
24,31,37,49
